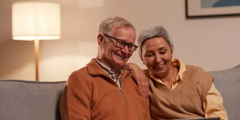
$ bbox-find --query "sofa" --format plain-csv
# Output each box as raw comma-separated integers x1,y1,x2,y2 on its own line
0,80,65,120
0,65,239,120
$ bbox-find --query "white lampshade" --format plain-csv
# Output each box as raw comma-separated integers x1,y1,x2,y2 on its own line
12,2,61,41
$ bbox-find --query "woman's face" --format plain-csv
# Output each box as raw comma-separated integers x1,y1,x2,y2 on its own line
140,37,173,78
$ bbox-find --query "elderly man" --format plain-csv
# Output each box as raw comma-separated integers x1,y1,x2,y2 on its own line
59,16,151,120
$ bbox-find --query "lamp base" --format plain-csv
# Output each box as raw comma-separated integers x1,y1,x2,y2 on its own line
34,40,39,81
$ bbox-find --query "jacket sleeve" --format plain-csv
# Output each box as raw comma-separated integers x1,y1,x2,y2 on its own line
145,97,152,120
59,74,92,120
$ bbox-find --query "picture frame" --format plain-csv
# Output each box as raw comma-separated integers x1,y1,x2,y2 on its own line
186,0,240,18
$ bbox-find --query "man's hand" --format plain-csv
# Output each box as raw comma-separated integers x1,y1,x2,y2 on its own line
125,63,149,98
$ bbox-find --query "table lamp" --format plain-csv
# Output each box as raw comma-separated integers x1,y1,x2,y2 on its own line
12,2,61,81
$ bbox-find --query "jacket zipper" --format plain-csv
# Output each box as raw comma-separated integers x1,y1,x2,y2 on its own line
119,87,124,102
119,73,129,102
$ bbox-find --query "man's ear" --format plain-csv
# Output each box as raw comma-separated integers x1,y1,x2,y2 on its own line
97,34,104,46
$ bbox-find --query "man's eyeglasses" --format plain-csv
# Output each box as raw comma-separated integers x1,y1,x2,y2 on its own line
104,34,138,52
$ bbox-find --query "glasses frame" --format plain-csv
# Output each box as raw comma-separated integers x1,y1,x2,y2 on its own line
104,34,138,52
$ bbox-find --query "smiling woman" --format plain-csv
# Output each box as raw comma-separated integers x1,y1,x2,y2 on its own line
141,37,173,81
126,26,228,120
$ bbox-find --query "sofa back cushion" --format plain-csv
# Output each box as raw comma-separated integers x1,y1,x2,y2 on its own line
0,80,66,120
208,65,240,120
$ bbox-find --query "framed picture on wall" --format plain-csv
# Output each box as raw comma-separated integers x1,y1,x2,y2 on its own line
186,0,240,18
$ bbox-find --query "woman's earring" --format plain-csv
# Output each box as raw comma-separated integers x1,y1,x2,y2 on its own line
143,62,145,64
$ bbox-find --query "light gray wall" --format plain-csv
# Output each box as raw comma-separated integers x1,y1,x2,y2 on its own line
1,0,240,81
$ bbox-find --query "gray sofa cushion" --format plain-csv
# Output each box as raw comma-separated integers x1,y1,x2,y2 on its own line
208,65,240,120
0,80,66,120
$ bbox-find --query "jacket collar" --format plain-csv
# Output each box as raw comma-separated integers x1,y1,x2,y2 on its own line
86,58,130,78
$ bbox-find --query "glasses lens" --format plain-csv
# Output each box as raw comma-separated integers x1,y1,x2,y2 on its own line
116,40,126,48
117,40,138,52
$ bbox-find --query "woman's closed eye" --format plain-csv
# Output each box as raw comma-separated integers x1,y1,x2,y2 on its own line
145,53,154,57
159,51,166,55
159,49,166,55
